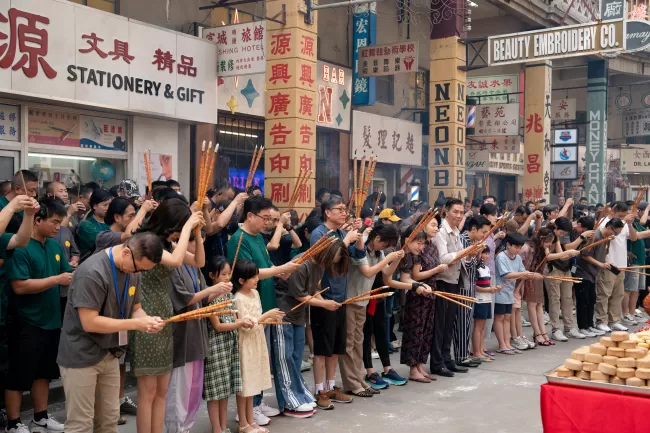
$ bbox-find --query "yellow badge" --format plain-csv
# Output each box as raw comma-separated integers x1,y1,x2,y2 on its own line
65,241,71,248
68,222,72,227
55,254,60,262
128,286,136,296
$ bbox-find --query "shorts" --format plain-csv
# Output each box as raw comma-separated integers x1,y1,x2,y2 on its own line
473,303,492,320
494,303,513,316
310,304,346,357
7,322,60,391
624,271,645,293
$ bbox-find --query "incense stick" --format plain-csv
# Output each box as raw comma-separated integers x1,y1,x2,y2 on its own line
246,146,259,191
290,287,330,312
231,232,244,273
434,292,472,309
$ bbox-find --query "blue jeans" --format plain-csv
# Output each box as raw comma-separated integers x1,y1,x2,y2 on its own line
269,324,315,411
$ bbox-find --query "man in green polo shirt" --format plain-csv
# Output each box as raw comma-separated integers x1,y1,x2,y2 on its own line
0,170,38,235
6,198,73,433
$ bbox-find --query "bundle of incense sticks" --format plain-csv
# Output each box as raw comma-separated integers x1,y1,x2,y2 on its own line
435,292,472,310
165,299,233,323
197,141,219,203
296,236,337,264
480,211,510,242
594,205,611,229
580,235,614,252
544,275,582,283
632,186,649,212
484,173,490,196
449,242,486,265
231,233,245,273
623,265,650,270
344,286,389,304
469,184,475,203
433,291,477,303
618,268,650,278
143,150,153,197
351,153,377,219
343,292,394,305
368,190,383,224
288,169,312,209
166,309,237,323
401,208,438,251
345,193,355,217
290,287,330,312
571,170,585,198
246,145,264,191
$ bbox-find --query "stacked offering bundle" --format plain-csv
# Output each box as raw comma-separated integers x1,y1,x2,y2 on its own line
401,208,438,251
165,299,234,323
246,145,264,192
143,149,153,197
197,141,219,203
288,169,312,209
295,231,337,264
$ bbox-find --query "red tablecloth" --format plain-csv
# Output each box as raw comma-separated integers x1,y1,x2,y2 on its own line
541,382,650,433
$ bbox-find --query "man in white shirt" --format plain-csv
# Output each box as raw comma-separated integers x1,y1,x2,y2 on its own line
597,202,650,332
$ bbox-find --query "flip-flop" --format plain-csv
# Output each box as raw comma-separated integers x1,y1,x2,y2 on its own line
409,376,432,383
117,417,127,425
485,351,496,356
496,349,516,355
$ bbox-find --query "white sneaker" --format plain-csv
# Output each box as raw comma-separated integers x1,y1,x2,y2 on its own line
392,339,402,348
566,329,586,339
511,337,528,350
252,407,271,426
522,317,531,327
31,415,65,432
258,401,280,417
544,312,550,325
635,309,645,319
552,329,569,342
522,335,536,349
596,323,612,333
580,328,596,338
6,423,29,433
610,322,629,331
283,403,314,418
589,326,606,336
371,349,379,359
623,314,637,325
308,401,317,409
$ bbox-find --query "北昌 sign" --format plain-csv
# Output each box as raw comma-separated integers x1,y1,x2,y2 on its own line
358,41,418,77
471,103,519,137
467,74,519,103
488,20,625,65
351,111,422,166
554,129,577,144
0,0,217,124
352,4,376,105
317,62,352,131
202,21,266,77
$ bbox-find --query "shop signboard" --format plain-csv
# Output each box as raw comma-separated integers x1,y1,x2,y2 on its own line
623,108,650,137
202,21,266,77
488,20,625,66
621,148,650,173
351,111,422,166
466,149,489,171
554,128,578,144
551,98,576,121
471,103,519,137
625,20,650,52
489,153,525,175
601,0,626,20
229,168,264,193
0,0,217,124
316,61,352,131
137,151,173,195
358,41,418,77
552,146,578,162
551,163,578,180
352,3,376,105
218,74,265,117
0,104,19,142
466,135,520,154
467,74,519,103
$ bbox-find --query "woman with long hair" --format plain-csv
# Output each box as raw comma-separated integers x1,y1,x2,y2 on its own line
129,198,205,433
77,188,112,258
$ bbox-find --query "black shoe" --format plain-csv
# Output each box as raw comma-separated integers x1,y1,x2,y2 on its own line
445,362,469,373
457,360,480,368
430,367,455,377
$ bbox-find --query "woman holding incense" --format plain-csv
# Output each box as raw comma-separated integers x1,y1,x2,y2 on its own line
272,240,348,416
129,198,206,433
165,233,233,433
519,226,579,347
338,224,405,395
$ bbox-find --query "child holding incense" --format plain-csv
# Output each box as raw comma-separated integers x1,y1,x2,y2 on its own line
472,247,496,362
233,260,284,433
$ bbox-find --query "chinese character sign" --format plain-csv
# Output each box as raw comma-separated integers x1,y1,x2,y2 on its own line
466,74,518,103
623,108,650,138
470,103,519,137
358,41,418,77
351,111,422,166
621,148,650,173
466,136,520,154
202,21,266,77
352,4,376,106
0,104,19,142
316,61,351,131
551,98,576,121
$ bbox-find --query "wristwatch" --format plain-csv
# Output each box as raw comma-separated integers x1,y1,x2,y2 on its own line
579,234,586,241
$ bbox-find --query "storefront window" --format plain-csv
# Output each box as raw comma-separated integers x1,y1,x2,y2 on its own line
216,114,265,193
316,129,340,191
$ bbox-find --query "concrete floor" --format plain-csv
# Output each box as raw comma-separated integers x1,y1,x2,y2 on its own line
41,318,649,433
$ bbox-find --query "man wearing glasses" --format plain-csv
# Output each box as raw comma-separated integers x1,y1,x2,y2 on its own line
262,206,302,267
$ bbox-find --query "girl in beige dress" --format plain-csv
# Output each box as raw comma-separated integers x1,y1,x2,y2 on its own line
233,260,285,433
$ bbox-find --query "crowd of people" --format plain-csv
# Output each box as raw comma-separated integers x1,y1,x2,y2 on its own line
0,170,648,433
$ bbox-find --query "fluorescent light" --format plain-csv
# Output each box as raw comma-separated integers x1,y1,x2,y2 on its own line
218,130,258,138
29,153,97,161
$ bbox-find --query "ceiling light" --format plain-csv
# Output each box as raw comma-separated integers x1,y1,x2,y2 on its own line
29,153,97,161
218,130,258,138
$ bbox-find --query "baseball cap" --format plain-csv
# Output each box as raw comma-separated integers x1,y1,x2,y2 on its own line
119,179,141,198
639,202,648,211
378,208,401,222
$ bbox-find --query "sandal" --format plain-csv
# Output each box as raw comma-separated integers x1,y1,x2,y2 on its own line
117,417,127,426
543,334,556,345
476,356,492,362
238,425,256,433
496,348,516,355
534,334,552,346
409,375,432,383
350,389,374,397
485,350,495,357
251,424,269,433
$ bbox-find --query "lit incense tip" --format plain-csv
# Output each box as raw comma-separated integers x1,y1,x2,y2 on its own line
202,140,206,151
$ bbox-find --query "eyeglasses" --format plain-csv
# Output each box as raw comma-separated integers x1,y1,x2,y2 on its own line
329,206,347,213
131,253,140,273
252,213,273,222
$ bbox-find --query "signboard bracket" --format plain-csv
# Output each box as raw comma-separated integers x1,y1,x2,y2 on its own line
199,1,286,24
459,38,488,71
305,0,383,24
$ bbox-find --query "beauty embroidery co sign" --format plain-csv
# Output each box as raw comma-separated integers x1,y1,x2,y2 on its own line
488,20,625,65
317,62,352,131
202,21,266,77
358,41,418,77
0,0,217,124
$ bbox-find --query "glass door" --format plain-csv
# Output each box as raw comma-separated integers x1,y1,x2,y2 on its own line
0,150,19,182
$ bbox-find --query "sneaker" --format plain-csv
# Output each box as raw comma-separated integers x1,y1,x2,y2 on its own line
610,322,629,331
522,335,536,349
596,323,612,333
589,326,606,336
566,328,586,339
327,386,353,403
635,309,645,319
258,402,280,417
511,337,528,351
301,360,311,372
544,312,550,325
5,423,29,433
252,407,271,426
551,329,569,342
308,401,317,409
120,395,138,415
371,349,380,359
522,317,531,327
392,339,402,349
623,314,637,326
579,328,596,338
31,415,65,432
381,369,408,386
365,372,389,389
283,404,314,418
315,391,334,410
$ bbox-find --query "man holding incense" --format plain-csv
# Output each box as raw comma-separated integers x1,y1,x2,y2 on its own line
622,201,650,326
430,198,485,377
0,170,39,234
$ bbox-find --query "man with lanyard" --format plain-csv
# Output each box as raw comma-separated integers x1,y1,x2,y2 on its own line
309,195,363,407
57,233,166,433
0,170,38,235
623,201,650,326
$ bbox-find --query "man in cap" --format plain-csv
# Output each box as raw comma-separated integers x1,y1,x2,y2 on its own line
378,208,401,225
